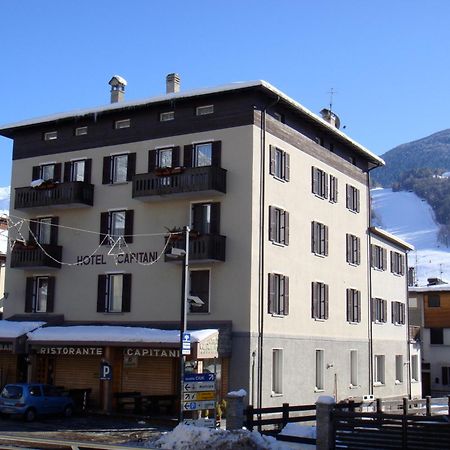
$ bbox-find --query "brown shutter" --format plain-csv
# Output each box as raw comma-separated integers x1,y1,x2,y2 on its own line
63,162,71,182
311,222,316,253
390,251,394,273
382,248,387,270
172,146,180,167
392,302,396,323
32,166,40,181
284,211,289,246
346,184,350,209
324,284,329,319
356,237,361,265
102,156,111,184
50,217,59,245
284,152,290,181
312,167,317,194
346,234,350,263
400,254,405,275
148,150,157,171
383,300,387,323
122,274,132,312
269,146,276,175
370,245,375,267
184,145,193,167
124,210,134,243
269,206,276,242
324,225,329,256
100,212,109,245
371,298,376,322
53,163,62,182
357,291,361,322
283,276,289,315
210,203,221,235
323,171,328,199
126,153,136,181
268,273,275,314
312,282,318,318
46,277,55,312
211,141,221,167
25,277,34,313
29,219,38,243
356,188,360,212
97,275,107,312
346,289,352,322
84,158,92,183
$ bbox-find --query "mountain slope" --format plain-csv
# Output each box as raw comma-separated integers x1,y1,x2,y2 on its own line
372,129,450,186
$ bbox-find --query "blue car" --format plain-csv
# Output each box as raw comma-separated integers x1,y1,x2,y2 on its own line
0,383,74,421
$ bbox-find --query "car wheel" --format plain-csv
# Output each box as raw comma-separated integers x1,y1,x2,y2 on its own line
24,408,36,422
63,405,73,418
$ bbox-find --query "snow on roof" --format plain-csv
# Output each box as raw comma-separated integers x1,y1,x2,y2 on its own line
0,80,384,166
0,320,45,339
409,284,450,293
370,226,415,251
109,75,127,86
27,325,218,344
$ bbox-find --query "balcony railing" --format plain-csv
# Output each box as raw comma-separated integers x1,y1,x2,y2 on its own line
10,244,62,269
133,166,227,200
15,182,94,210
165,234,226,262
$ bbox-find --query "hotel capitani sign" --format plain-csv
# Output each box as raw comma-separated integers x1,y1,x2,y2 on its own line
76,251,158,266
123,348,180,358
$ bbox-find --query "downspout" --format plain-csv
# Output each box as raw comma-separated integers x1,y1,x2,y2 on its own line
405,252,412,399
257,95,279,410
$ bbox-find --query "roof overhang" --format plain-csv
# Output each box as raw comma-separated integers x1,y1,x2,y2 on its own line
369,226,415,251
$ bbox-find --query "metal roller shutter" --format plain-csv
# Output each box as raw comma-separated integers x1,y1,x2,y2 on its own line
0,354,17,386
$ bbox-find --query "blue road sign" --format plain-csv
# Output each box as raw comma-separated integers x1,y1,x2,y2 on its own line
100,362,112,381
182,332,191,343
184,372,216,382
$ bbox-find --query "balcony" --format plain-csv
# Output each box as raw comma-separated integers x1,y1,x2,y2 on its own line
165,234,226,263
15,182,94,210
132,166,227,201
10,244,62,269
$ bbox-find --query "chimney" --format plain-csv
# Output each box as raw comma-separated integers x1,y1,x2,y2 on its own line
320,108,341,129
166,73,180,94
108,75,127,103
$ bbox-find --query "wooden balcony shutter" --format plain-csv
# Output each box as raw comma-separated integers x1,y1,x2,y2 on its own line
84,159,92,183
46,277,55,313
148,150,157,171
209,203,221,235
53,163,62,182
284,152,290,181
25,277,35,313
99,212,109,245
50,217,59,245
32,166,40,181
122,274,132,312
126,153,136,181
172,146,180,167
269,206,276,242
183,145,193,167
283,276,289,315
97,275,107,312
124,210,134,243
268,273,275,314
284,211,289,245
269,146,276,175
211,141,221,167
312,282,318,318
63,162,71,182
102,156,111,184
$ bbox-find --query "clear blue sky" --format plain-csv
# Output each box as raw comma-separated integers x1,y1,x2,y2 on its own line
1,0,449,186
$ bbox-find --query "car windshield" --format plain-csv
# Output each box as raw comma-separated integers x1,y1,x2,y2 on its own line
1,385,23,399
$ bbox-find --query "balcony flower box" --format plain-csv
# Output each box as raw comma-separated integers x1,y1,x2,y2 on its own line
154,167,184,177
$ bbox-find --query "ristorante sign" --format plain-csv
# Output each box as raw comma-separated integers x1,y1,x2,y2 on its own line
76,251,158,266
36,346,103,356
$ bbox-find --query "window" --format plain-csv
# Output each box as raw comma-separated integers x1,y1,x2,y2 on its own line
41,164,55,181
411,355,419,382
269,146,290,181
102,153,136,184
196,105,214,116
395,355,404,383
391,251,405,275
148,147,180,171
64,159,92,183
25,276,55,313
374,355,385,384
193,143,212,167
183,142,221,168
273,112,285,123
29,217,58,246
409,297,418,308
192,202,220,235
43,131,57,141
311,167,328,199
100,210,134,244
346,289,361,323
32,163,61,182
36,218,52,244
442,366,450,385
268,273,289,316
75,126,88,136
430,328,444,345
160,111,175,122
350,350,358,387
189,270,210,314
346,184,360,212
269,206,289,245
329,175,338,203
391,301,406,325
315,350,324,390
428,294,440,307
312,282,329,320
272,349,283,395
346,234,361,265
311,221,328,256
97,273,131,313
372,298,387,323
158,148,173,168
114,119,130,129
371,244,387,270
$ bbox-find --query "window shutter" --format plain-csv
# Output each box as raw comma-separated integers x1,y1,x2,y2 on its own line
29,219,38,243
346,234,350,263
284,211,289,246
148,150,157,171
346,289,352,322
97,275,107,312
126,153,136,181
323,171,328,199
312,167,317,194
283,276,289,315
312,282,318,318
63,162,71,182
269,206,276,242
400,254,405,275
50,217,59,245
324,284,329,320
172,146,180,167
356,189,360,212
268,273,275,314
382,248,387,270
324,225,329,256
383,300,387,323
25,277,34,313
284,152,290,181
100,212,109,245
211,141,221,167
371,298,376,322
357,291,361,322
184,145,193,167
346,184,350,208
210,203,221,235
84,158,92,183
370,245,375,267
390,251,394,273
124,210,134,243
443,367,449,386
122,274,132,312
46,277,55,312
269,146,276,175
32,166,40,181
102,156,111,184
311,222,316,253
192,204,203,234
392,302,396,323
356,237,361,265
53,163,62,182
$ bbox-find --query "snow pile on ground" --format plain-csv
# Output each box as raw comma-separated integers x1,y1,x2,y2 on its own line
279,424,316,439
371,188,450,285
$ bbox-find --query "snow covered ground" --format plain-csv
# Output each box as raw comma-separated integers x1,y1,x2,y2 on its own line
371,187,450,286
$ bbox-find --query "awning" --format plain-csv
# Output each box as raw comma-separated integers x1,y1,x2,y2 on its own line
0,320,45,353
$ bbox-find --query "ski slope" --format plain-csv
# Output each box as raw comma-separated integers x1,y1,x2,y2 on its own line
371,188,450,286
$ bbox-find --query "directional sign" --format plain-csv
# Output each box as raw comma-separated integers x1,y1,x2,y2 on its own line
182,333,191,343
183,391,216,401
183,418,216,428
183,400,216,411
184,373,216,382
181,333,191,355
183,381,215,392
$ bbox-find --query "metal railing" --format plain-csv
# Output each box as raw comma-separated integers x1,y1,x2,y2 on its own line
10,244,62,268
165,234,226,262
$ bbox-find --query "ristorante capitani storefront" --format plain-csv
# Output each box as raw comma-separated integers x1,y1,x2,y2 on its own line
25,325,227,412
